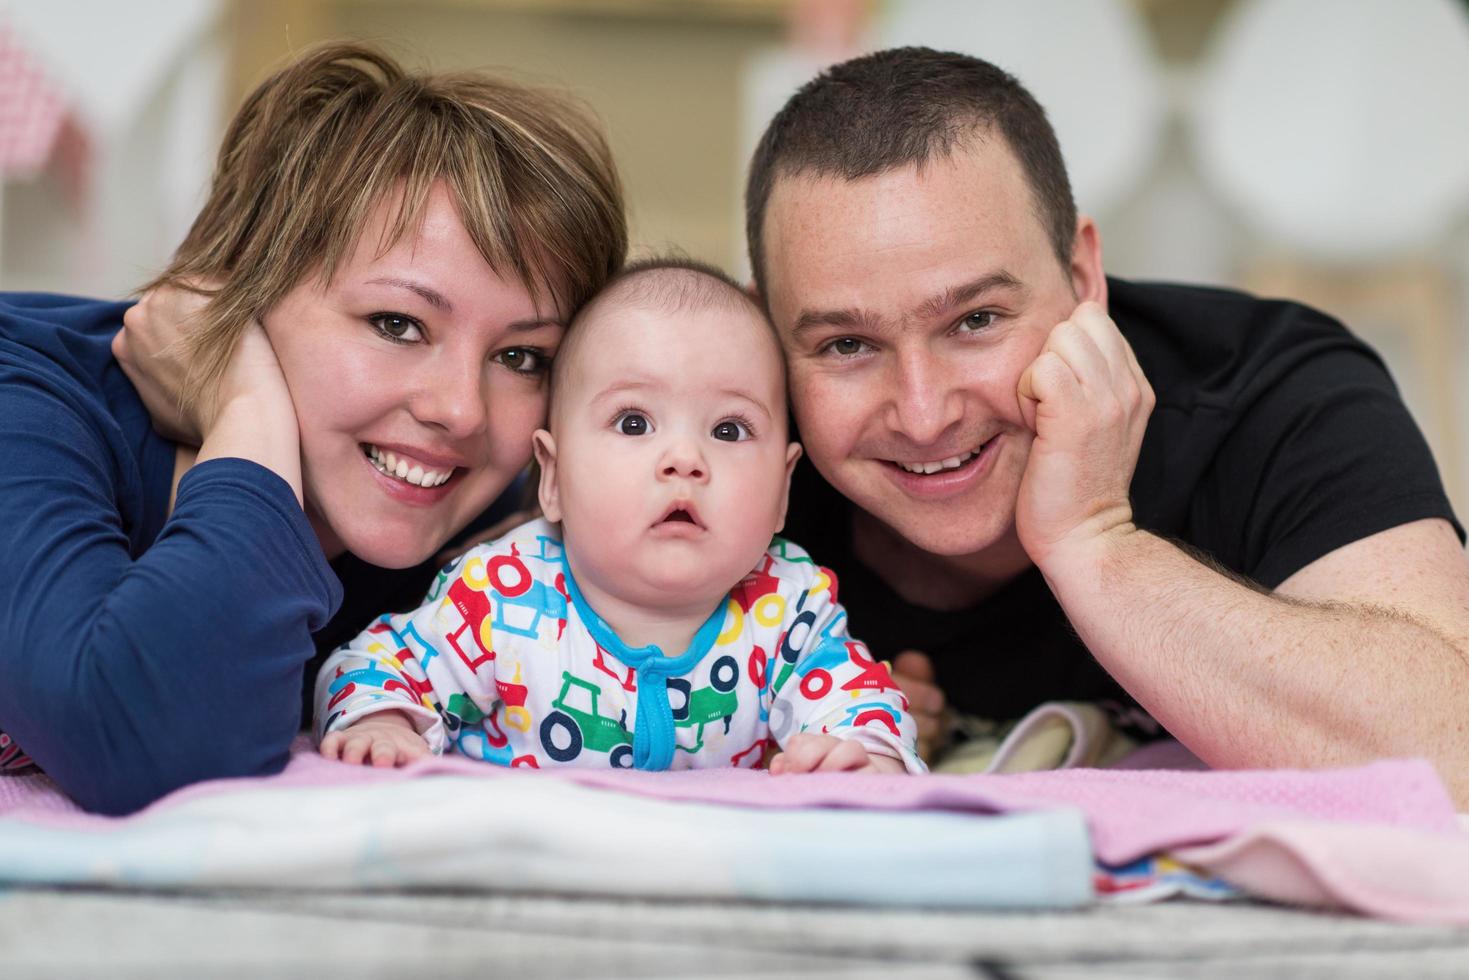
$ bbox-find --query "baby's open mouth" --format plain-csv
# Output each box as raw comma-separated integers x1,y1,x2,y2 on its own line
655,502,704,529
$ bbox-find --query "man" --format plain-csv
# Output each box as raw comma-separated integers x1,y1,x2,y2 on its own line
746,47,1469,800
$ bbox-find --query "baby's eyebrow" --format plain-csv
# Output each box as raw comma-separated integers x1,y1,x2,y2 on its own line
589,379,657,402
718,388,777,420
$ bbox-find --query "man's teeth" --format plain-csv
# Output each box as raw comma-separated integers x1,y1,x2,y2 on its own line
897,449,977,475
366,445,453,487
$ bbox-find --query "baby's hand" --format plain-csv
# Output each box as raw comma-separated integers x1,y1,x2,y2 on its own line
319,711,429,768
768,733,907,775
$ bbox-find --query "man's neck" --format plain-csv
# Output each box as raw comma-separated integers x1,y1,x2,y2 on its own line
851,507,1033,611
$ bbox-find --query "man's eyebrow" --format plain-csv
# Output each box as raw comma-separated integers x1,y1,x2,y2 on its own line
790,306,880,336
366,277,453,312
916,272,1025,319
790,271,1024,335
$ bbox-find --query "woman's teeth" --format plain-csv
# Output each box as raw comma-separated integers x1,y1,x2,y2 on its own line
897,449,977,475
366,445,453,487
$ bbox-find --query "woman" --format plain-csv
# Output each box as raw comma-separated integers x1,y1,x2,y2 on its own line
0,42,626,814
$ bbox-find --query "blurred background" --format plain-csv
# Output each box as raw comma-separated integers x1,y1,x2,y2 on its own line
3,0,1468,515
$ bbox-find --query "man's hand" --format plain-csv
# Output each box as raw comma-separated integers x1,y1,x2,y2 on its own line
1015,301,1155,571
319,711,430,768
113,283,215,444
890,650,948,763
768,733,907,774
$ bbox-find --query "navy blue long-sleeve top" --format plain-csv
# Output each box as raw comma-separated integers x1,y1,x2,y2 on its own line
0,293,515,815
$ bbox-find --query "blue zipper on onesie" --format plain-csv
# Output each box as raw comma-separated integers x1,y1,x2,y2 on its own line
559,566,727,770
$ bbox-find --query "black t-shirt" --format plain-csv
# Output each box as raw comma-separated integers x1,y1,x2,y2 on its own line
782,277,1463,730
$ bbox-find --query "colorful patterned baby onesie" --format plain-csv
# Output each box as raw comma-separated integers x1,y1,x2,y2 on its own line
315,518,924,772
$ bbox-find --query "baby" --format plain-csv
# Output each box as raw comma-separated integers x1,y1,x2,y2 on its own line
315,259,923,775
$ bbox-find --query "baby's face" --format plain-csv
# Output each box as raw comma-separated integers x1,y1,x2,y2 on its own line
538,301,800,613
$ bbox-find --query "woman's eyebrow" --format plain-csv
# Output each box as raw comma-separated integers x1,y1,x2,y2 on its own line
366,277,452,312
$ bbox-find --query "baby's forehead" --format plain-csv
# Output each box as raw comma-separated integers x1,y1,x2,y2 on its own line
558,266,782,378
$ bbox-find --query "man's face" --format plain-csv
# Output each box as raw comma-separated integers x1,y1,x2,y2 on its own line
761,138,1102,559
537,302,801,615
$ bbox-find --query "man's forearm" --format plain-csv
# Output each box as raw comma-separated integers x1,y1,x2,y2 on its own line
1040,527,1469,799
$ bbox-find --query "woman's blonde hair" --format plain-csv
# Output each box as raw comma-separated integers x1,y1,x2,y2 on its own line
150,41,627,407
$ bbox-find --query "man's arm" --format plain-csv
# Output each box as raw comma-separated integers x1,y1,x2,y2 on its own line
1019,302,1469,802
1042,516,1469,802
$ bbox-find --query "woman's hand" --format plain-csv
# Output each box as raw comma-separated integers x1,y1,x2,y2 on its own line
319,711,430,768
193,318,304,504
113,283,216,444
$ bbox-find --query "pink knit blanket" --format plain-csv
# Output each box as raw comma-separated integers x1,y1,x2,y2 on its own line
4,745,1466,923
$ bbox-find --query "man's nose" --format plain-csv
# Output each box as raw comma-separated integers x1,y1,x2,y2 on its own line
410,355,487,439
885,349,963,445
658,434,708,482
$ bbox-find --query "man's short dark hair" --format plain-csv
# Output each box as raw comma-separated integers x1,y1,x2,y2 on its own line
745,46,1077,296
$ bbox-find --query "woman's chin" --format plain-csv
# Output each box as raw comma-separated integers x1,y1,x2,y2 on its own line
339,531,440,570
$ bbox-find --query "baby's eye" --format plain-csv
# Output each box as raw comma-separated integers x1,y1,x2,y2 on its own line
369,313,424,343
712,420,751,442
495,348,547,376
615,412,651,436
957,310,996,333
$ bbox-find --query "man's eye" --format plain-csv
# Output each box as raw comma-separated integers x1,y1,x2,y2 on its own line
615,412,651,436
826,337,867,356
958,310,995,332
712,420,751,442
495,348,546,376
369,313,424,343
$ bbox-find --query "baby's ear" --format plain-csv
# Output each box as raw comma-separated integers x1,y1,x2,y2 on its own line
775,441,803,532
531,429,562,522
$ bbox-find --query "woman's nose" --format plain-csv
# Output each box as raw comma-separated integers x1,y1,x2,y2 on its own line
410,358,486,438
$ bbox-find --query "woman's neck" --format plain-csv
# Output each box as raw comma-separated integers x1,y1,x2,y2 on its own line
304,498,347,561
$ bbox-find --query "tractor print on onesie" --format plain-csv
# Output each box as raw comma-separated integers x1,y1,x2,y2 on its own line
669,654,741,753
540,671,634,768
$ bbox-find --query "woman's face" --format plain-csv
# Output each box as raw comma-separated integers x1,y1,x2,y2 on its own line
263,182,563,568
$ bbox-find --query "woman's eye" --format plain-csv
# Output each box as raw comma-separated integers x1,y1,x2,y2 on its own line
615,412,651,436
958,310,996,333
369,313,423,343
495,348,546,376
712,420,751,442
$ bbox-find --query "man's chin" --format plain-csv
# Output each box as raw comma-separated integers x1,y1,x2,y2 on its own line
900,521,1007,558
858,498,1011,559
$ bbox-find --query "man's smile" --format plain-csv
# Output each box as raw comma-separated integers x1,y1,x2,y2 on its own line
876,435,1002,498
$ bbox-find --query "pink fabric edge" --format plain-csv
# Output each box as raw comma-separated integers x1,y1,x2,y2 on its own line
1174,820,1469,926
